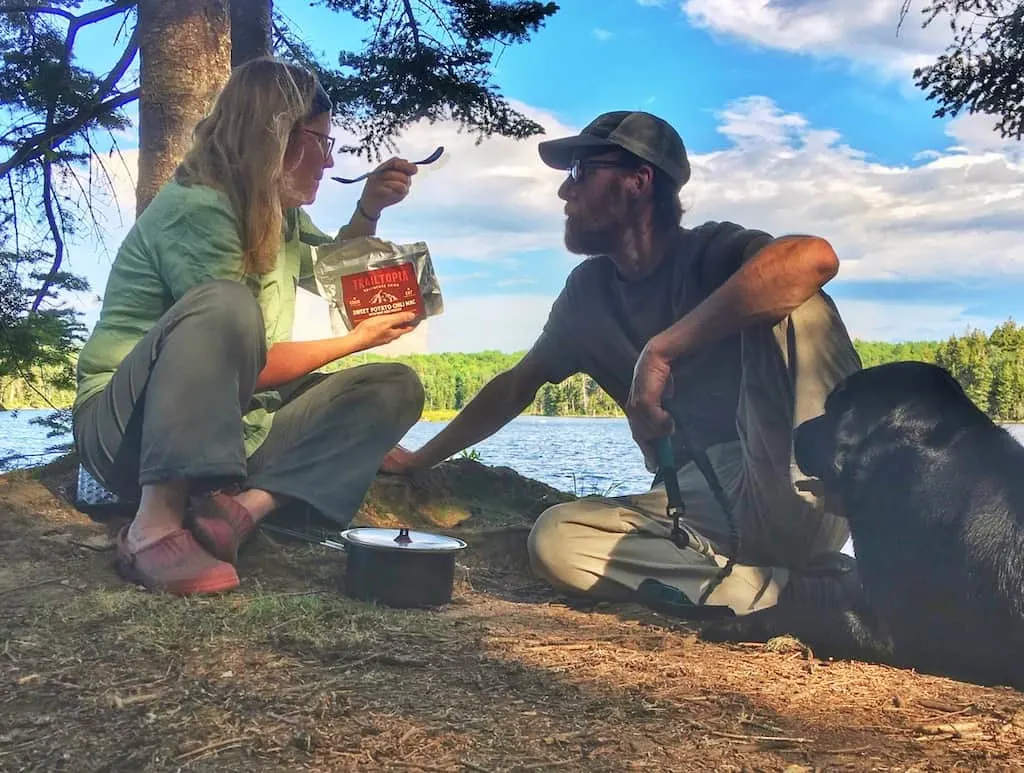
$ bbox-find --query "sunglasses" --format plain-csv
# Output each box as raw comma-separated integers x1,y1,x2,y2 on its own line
302,128,336,157
567,158,630,184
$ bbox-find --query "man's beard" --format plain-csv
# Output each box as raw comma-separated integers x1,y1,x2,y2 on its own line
563,184,633,256
564,215,622,256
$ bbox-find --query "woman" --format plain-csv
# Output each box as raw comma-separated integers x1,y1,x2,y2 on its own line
73,57,425,596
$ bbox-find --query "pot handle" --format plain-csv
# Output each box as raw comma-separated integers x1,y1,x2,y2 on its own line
259,523,348,552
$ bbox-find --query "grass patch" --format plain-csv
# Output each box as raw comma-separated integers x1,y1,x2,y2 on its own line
19,583,458,661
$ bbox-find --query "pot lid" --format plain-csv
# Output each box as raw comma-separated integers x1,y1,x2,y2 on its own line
340,527,468,553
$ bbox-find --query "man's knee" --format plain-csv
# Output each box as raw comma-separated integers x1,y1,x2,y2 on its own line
789,294,861,376
527,501,587,592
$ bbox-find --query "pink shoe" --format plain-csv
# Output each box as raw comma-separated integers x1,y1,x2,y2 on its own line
190,493,256,565
115,526,239,595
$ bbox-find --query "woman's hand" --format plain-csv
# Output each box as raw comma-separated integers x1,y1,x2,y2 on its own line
349,311,419,351
358,157,418,219
258,312,418,389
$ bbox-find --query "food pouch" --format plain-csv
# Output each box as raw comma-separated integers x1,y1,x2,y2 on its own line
312,236,444,333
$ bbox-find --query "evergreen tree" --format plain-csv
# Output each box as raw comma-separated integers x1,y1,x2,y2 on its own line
0,0,558,436
902,0,1024,140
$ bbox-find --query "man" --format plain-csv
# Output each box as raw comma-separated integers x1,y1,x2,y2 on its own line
383,111,861,615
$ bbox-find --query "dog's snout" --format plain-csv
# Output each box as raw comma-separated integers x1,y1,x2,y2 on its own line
794,414,835,481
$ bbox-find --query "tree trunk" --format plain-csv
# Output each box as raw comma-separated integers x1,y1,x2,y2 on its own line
136,0,231,216
231,0,273,67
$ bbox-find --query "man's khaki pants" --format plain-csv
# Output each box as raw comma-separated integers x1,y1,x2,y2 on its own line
527,292,862,614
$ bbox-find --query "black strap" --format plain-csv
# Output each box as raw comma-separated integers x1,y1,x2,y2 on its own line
670,418,741,605
598,259,743,608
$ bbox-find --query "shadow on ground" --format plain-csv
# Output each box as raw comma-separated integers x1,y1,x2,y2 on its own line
2,456,1023,772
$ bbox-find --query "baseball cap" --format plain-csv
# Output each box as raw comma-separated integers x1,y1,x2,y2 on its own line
538,111,690,190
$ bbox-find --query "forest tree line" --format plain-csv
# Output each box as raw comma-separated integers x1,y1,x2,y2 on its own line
7,319,1024,422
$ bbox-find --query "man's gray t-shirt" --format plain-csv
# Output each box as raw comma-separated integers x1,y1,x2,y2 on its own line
529,221,773,467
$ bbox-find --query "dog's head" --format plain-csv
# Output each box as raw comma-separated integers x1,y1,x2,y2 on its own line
794,362,980,486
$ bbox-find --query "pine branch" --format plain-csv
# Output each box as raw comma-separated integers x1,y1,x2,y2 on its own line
401,0,422,50
896,0,914,36
94,26,139,100
31,160,64,313
0,4,74,21
1,0,138,179
0,88,139,179
0,0,139,26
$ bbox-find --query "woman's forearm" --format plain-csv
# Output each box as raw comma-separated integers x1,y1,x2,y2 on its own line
256,336,364,389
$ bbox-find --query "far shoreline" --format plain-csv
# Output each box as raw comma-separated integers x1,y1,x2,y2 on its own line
419,409,625,422
4,406,1024,429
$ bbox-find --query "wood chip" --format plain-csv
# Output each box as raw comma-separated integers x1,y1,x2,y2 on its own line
914,721,980,736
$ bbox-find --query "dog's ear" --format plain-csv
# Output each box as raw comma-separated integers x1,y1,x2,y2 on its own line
829,384,898,482
830,409,862,480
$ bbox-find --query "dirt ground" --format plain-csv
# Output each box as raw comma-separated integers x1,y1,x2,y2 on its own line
2,456,1024,773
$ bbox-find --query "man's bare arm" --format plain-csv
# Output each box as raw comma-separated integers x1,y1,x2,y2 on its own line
385,351,552,471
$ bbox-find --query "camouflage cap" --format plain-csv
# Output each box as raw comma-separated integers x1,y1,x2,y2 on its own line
538,111,690,190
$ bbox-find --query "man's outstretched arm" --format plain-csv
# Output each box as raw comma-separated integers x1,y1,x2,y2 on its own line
381,350,552,473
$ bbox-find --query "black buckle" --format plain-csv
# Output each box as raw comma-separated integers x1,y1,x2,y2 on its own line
668,503,689,549
658,438,690,550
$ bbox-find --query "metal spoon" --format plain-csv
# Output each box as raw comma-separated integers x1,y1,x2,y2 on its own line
331,145,445,184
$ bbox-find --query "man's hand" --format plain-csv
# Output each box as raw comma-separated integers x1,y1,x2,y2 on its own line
350,311,419,351
358,157,418,218
380,444,420,475
627,338,676,470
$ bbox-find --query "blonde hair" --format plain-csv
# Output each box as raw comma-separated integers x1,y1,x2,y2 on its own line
176,57,331,275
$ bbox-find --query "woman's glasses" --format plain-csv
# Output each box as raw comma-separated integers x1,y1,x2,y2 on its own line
302,128,336,158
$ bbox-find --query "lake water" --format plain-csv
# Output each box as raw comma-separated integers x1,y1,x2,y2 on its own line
6,409,1024,497
0,410,654,495
6,410,1024,560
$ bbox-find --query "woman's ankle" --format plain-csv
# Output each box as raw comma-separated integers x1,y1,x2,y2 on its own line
129,480,189,550
125,518,181,551
232,488,278,523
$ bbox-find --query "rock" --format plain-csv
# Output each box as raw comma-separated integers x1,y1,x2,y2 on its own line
354,458,574,530
764,635,813,658
23,453,574,534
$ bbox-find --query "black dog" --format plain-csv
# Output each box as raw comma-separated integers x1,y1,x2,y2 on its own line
702,361,1024,689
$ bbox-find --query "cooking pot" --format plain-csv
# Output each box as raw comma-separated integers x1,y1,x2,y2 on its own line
339,526,468,608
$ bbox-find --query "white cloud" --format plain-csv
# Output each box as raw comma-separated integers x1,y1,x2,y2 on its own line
69,97,1024,351
836,299,1005,342
61,149,138,275
945,112,1023,160
306,103,569,265
685,96,1024,284
426,294,554,353
592,28,614,41
680,0,951,75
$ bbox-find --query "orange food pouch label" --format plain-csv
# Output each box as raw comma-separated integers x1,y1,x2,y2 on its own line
339,262,424,326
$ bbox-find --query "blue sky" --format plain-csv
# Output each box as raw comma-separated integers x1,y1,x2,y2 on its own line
59,0,1024,353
